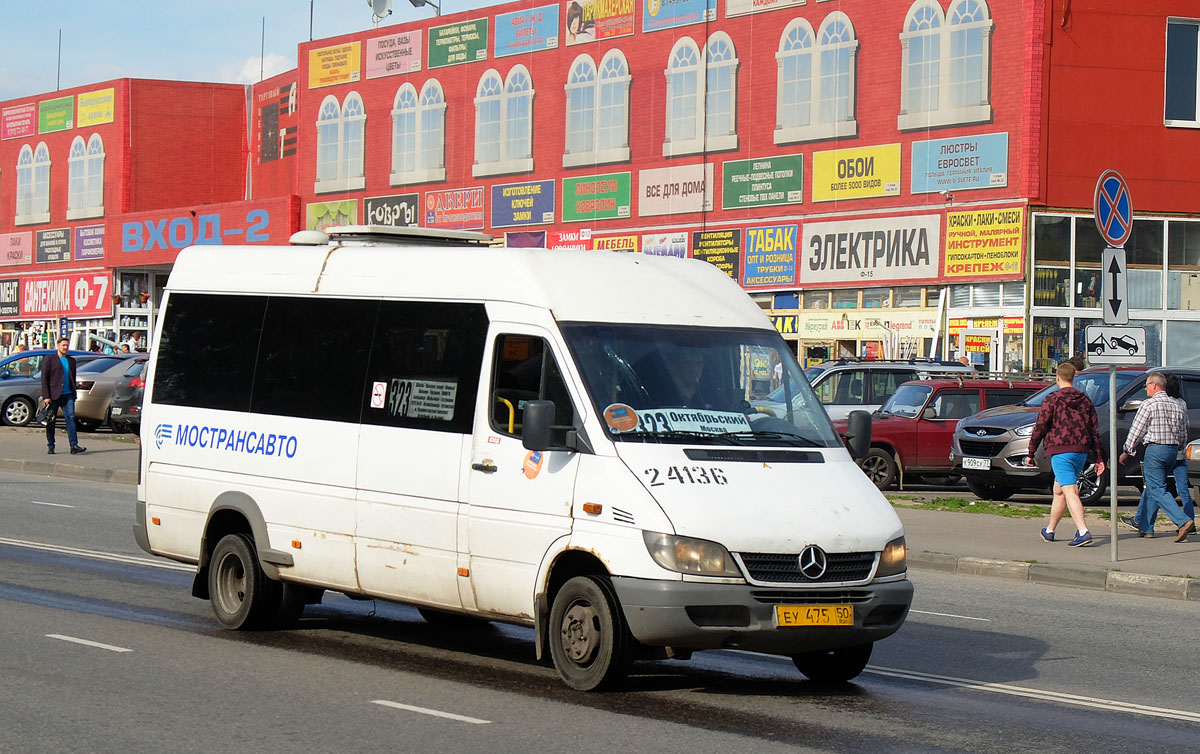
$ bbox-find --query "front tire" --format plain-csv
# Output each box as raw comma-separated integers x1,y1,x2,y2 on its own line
548,575,633,691
965,477,1015,501
208,533,279,630
1076,464,1108,505
859,448,897,489
792,642,873,683
3,396,34,427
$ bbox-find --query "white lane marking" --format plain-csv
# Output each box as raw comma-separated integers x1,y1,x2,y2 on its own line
371,700,491,725
46,634,132,653
909,609,990,622
28,501,75,509
865,665,1200,724
0,537,193,572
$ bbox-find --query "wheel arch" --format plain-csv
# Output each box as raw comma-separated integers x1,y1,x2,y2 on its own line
533,547,611,661
192,491,293,599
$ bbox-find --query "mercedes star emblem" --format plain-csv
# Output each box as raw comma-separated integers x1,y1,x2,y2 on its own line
798,545,828,580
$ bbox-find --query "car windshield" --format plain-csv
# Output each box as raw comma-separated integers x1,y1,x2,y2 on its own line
560,323,843,447
880,383,933,418
1023,370,1142,407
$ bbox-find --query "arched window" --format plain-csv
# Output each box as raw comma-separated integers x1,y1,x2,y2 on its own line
15,145,34,224
16,142,51,225
392,83,419,180
705,33,739,149
68,134,105,219
776,14,859,144
419,81,446,181
663,37,703,156
392,79,447,185
563,50,631,168
898,0,992,130
474,66,535,177
314,91,367,193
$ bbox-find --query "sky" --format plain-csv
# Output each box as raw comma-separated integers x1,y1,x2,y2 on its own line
0,0,494,102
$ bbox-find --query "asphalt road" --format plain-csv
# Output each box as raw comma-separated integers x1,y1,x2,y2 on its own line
2,471,1198,754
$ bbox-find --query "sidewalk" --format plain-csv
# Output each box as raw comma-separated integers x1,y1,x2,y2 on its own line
1,427,1196,601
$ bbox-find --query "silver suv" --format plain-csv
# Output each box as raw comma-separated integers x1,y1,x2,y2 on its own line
781,359,974,420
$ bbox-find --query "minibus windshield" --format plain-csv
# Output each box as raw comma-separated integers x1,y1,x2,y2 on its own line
561,323,843,447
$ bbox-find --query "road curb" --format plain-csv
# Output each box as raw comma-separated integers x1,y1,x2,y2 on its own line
0,457,137,486
910,552,1199,602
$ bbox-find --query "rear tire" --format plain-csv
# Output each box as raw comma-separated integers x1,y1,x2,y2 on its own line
965,477,1015,501
792,642,873,683
208,533,278,630
1076,464,1108,506
859,448,897,490
549,575,633,691
3,396,34,427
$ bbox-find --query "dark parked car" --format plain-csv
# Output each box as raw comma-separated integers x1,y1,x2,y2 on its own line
951,366,1200,502
832,378,1047,490
0,349,99,427
109,357,149,432
1186,439,1200,502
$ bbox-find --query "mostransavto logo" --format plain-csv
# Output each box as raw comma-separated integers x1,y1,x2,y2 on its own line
153,423,173,449
157,422,298,458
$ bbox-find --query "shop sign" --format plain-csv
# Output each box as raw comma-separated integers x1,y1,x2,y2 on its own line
495,5,559,56
771,315,799,335
1,232,33,267
425,187,485,229
691,228,740,280
801,214,941,285
562,172,631,222
364,193,420,227
947,317,968,335
591,233,639,252
642,231,688,258
505,231,546,247
641,0,716,33
638,163,713,217
124,208,275,251
911,132,1008,193
798,311,939,339
0,278,18,318
19,273,111,319
811,144,901,202
722,155,803,210
428,19,489,69
948,316,1024,335
742,224,797,289
76,88,115,128
964,334,992,353
491,180,555,227
944,207,1024,279
1004,317,1024,335
563,0,635,45
366,31,423,78
547,228,591,249
38,96,74,133
1,103,36,140
74,225,105,261
36,228,71,264
308,42,362,89
307,199,357,231
725,0,804,18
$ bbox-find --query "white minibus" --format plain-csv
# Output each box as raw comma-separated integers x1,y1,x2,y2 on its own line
134,226,911,690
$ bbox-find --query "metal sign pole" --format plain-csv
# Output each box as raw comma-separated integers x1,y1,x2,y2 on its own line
1109,365,1118,562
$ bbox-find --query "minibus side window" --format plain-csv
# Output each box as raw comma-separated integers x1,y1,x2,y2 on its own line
153,293,266,411
490,335,576,442
361,301,488,434
250,296,377,423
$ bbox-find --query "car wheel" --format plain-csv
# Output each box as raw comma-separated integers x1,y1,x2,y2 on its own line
548,575,634,691
792,642,873,683
965,477,1015,501
1077,464,1108,505
2,396,35,427
859,448,897,490
208,533,282,630
75,418,100,432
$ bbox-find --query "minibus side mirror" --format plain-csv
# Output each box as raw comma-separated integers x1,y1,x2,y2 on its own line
522,400,556,451
845,409,872,461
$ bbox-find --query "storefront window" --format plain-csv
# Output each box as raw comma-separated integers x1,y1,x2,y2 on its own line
802,291,829,309
950,285,970,307
1130,318,1163,367
1127,220,1164,309
1074,218,1104,309
1002,281,1025,307
1034,215,1070,307
1073,316,1102,361
831,289,858,308
861,288,890,308
1166,320,1200,367
1003,333,1024,373
1168,220,1200,309
973,283,1000,307
1030,316,1069,373
894,286,923,307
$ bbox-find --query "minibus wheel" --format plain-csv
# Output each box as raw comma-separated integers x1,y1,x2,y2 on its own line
209,533,276,630
791,642,873,683
549,575,633,691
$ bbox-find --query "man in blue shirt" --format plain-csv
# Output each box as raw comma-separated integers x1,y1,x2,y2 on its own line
40,337,86,455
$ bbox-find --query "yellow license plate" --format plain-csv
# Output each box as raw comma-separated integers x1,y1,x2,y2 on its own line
775,604,854,627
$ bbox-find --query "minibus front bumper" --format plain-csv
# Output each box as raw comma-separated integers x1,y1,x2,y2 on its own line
611,576,912,655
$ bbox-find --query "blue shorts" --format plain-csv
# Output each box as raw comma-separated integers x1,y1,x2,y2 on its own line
1050,452,1087,487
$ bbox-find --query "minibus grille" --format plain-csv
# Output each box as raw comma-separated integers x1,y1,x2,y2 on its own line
684,449,823,463
749,590,874,605
738,551,876,583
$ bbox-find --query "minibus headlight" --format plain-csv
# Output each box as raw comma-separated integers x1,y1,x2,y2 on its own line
643,532,741,577
877,536,907,577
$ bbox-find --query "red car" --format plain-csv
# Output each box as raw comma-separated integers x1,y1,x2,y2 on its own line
833,378,1048,490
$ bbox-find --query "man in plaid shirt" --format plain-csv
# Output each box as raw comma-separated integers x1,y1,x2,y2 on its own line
1119,371,1194,542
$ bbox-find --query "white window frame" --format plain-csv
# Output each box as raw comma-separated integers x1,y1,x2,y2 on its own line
16,142,51,226
776,13,859,144
473,66,535,178
898,0,993,131
563,51,631,168
664,34,740,157
67,134,105,220
418,80,447,182
313,91,366,194
391,83,420,184
703,31,739,152
1165,17,1200,127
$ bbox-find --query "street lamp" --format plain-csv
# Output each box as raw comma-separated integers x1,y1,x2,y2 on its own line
408,0,440,14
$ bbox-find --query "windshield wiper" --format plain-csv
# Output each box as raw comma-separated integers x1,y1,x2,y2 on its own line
616,430,721,444
715,430,822,447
